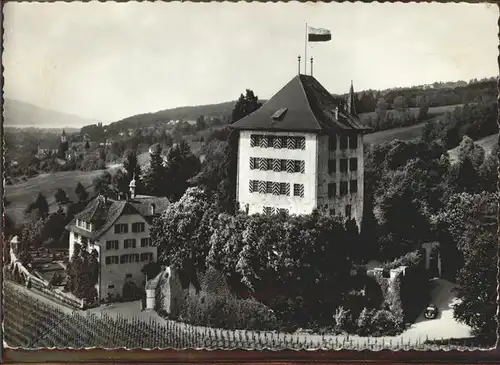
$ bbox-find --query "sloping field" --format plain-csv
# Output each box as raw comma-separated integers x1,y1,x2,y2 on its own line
5,168,119,224
448,133,498,163
362,104,462,146
359,104,461,124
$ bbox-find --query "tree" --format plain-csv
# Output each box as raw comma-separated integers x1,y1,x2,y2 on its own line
454,230,496,342
457,135,485,171
123,149,142,184
84,141,90,150
25,193,49,219
150,187,214,288
189,140,227,192
196,115,207,131
416,95,430,121
163,141,200,202
231,89,262,123
143,143,166,197
75,182,89,202
215,130,239,214
54,188,69,205
92,171,113,197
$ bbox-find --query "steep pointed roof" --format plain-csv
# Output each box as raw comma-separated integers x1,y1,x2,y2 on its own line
347,80,357,116
231,74,370,134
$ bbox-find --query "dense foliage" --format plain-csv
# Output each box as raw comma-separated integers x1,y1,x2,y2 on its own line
422,100,497,150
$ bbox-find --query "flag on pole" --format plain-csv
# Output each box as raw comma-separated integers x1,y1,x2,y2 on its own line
307,26,331,42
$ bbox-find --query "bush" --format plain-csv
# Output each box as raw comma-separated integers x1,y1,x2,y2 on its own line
356,307,376,335
383,249,424,270
199,267,232,297
333,306,352,333
371,309,400,336
178,290,277,330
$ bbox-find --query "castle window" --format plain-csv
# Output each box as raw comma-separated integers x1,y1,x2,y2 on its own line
329,208,335,216
340,159,348,173
125,273,133,279
263,207,275,216
328,183,337,198
249,157,257,170
340,181,348,196
349,135,358,149
295,137,306,150
349,180,358,194
266,181,273,194
328,159,337,173
350,180,358,194
249,180,258,193
349,158,358,172
280,182,290,196
293,184,304,198
340,135,348,150
329,135,337,151
294,160,304,173
277,208,289,215
280,159,287,172
345,205,352,218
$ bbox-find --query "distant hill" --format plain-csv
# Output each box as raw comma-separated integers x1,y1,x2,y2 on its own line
100,77,496,135
3,99,100,129
104,101,240,134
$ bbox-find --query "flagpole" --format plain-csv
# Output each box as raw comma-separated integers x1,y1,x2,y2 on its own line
304,22,308,75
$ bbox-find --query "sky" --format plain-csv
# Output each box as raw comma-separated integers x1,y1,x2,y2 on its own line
3,2,499,123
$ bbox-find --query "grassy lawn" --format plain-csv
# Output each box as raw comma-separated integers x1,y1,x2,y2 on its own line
5,169,107,224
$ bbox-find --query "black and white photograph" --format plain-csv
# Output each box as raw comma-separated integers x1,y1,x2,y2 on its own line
2,2,499,351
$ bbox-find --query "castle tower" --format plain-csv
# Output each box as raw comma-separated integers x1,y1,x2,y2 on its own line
231,75,372,229
346,81,357,116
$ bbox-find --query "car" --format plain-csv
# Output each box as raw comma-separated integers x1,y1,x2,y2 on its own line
424,304,439,319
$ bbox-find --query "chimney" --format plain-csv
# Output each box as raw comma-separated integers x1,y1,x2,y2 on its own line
151,203,156,216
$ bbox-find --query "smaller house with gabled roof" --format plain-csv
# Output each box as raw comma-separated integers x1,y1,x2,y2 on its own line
231,74,371,228
65,180,170,301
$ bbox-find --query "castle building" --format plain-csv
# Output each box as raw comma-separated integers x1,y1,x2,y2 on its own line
231,74,371,227
65,179,169,301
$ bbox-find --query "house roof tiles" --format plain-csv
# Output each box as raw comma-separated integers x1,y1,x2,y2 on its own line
65,194,170,240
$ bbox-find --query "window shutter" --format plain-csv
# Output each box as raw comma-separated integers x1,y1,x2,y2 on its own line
273,136,282,149
286,160,295,173
273,182,280,195
260,135,268,148
287,137,295,149
259,180,266,194
273,159,281,172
